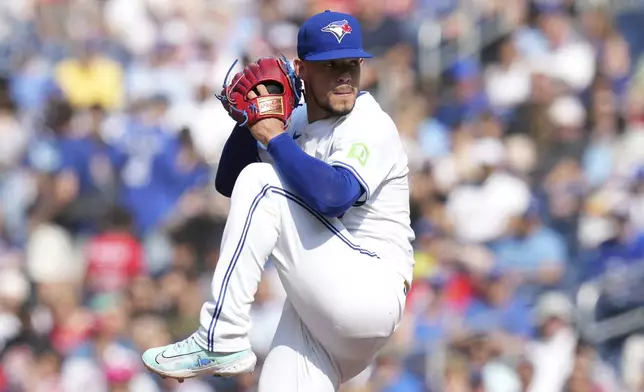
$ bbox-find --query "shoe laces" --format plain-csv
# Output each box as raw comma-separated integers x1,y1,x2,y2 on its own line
171,337,193,353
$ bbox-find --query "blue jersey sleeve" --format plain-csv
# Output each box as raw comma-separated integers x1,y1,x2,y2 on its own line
267,132,363,217
215,125,259,197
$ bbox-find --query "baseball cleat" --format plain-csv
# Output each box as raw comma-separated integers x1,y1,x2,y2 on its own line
142,334,257,381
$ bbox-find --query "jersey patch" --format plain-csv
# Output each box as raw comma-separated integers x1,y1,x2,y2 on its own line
347,143,369,167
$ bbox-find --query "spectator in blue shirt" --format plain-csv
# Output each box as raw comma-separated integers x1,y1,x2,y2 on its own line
117,98,210,236
162,127,211,203
579,210,644,283
9,55,58,114
434,58,490,128
24,99,123,234
417,102,451,161
462,268,534,340
490,198,568,303
116,96,179,235
412,274,461,348
53,104,127,234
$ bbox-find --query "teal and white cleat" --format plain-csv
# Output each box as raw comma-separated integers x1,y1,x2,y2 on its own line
141,334,257,382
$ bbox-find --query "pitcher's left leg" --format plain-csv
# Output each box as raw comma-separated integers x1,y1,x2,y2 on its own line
258,301,340,392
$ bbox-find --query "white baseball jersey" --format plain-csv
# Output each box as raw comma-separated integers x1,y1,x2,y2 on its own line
259,92,416,283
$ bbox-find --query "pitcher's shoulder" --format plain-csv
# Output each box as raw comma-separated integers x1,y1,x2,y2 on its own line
341,104,399,139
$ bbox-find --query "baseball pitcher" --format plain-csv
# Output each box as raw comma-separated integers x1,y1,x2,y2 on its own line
142,10,415,391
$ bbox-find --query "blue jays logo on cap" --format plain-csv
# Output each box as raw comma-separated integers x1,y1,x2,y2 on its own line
297,10,373,61
321,20,352,43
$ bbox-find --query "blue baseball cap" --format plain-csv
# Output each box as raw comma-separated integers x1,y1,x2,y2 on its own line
297,10,373,61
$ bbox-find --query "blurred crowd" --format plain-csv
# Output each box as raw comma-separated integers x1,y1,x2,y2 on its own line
1,0,644,391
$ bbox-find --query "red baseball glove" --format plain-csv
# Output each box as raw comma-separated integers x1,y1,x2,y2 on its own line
216,56,303,128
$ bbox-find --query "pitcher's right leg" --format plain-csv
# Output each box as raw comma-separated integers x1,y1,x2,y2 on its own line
142,163,282,381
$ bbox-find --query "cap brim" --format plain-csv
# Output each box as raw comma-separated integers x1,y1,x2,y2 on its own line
302,48,373,61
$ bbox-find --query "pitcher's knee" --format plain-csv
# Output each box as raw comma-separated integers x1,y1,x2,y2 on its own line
236,162,281,190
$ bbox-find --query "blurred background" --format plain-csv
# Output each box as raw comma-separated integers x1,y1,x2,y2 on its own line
1,0,644,391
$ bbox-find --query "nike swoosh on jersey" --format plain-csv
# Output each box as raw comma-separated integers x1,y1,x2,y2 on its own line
155,349,203,365
292,133,302,140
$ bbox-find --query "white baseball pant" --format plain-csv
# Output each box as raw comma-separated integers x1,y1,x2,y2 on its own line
195,162,407,391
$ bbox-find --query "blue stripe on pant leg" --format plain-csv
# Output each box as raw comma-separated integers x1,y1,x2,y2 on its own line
207,184,271,351
206,185,379,350
270,187,379,258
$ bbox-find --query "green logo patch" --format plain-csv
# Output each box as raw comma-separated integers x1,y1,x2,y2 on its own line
347,143,369,167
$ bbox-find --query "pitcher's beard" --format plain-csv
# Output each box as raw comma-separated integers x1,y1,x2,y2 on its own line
321,101,354,117
305,83,356,117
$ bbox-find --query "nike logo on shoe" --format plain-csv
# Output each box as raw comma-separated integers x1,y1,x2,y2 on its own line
155,350,202,365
